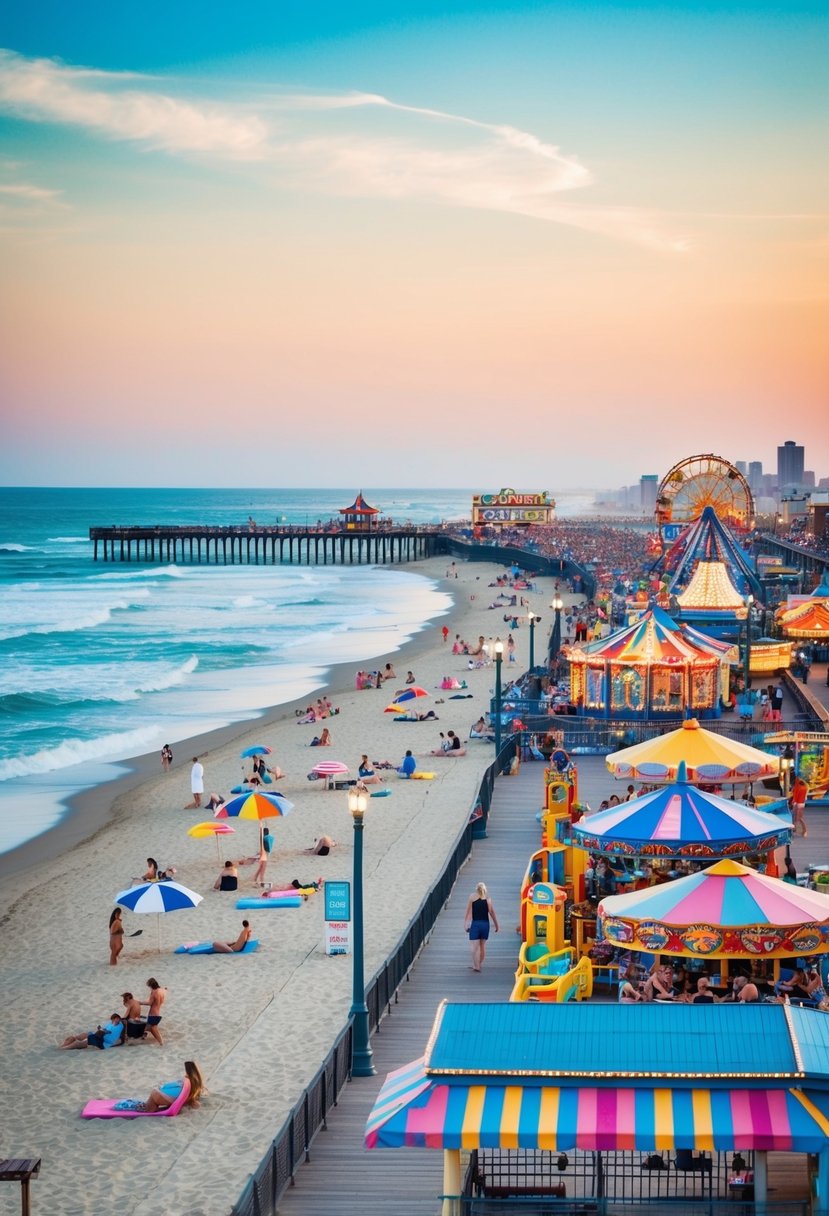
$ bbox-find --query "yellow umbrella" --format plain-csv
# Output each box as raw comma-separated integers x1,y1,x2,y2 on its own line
606,718,779,785
188,820,236,861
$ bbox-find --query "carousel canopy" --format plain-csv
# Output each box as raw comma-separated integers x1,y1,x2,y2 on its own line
339,491,379,515
777,596,829,640
365,1003,829,1152
675,561,748,613
568,604,736,666
599,858,829,959
605,718,780,784
572,770,791,860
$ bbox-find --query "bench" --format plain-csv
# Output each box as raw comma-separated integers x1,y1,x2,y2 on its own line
0,1159,41,1216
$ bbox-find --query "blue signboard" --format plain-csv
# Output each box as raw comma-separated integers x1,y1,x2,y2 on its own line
324,880,351,922
662,524,682,541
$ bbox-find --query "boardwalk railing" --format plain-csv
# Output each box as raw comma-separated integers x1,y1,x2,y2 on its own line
229,741,517,1216
488,715,825,756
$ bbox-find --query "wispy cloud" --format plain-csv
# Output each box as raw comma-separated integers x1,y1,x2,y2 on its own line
0,49,267,157
0,49,689,250
0,181,63,203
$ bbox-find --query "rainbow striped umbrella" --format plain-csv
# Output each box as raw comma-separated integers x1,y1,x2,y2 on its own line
188,820,236,860
214,790,294,820
599,858,829,960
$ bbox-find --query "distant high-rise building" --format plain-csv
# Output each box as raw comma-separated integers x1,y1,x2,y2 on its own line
778,440,805,488
640,474,658,512
736,461,747,477
804,470,816,488
748,461,763,491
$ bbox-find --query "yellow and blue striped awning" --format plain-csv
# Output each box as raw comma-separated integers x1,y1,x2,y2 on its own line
365,1059,829,1153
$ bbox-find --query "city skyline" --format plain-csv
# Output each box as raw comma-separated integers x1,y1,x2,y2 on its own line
1,1,827,488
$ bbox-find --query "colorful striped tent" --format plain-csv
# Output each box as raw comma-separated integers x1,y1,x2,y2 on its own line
572,772,791,860
366,1002,829,1158
776,574,829,641
599,858,829,959
605,718,779,784
567,605,737,719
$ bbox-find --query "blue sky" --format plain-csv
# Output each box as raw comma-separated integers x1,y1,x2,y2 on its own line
1,1,827,488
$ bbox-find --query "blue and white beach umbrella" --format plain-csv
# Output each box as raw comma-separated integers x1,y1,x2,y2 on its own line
115,880,203,952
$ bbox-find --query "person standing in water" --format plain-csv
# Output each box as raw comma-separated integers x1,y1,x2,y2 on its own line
464,882,499,972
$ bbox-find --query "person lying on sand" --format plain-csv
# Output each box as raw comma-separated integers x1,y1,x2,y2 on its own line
306,836,337,856
212,920,251,953
61,1014,124,1050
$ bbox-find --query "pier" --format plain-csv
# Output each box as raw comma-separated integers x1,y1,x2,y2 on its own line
88,524,441,565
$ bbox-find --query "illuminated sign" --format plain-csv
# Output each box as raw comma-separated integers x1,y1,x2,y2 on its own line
472,489,556,527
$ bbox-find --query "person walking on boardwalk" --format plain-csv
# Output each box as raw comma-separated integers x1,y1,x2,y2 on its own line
464,882,499,972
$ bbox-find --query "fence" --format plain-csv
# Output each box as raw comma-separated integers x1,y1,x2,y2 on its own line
230,739,517,1216
488,714,825,756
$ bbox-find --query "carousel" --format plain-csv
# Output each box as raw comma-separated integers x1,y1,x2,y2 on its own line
566,605,737,720
776,572,829,642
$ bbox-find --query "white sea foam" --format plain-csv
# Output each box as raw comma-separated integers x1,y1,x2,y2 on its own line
0,592,150,641
88,564,188,581
0,542,38,552
47,536,89,543
0,725,162,782
232,595,272,610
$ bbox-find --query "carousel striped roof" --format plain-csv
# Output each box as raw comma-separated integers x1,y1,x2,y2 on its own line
568,605,736,665
777,580,829,639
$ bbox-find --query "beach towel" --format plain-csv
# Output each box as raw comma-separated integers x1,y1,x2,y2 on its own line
82,1078,191,1119
370,788,392,798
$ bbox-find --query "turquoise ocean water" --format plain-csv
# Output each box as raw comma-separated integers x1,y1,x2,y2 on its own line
0,487,595,856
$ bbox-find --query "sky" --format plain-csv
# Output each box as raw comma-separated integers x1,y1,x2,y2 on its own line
0,1,827,490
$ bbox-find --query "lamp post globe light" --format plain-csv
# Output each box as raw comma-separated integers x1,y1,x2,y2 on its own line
549,594,564,671
348,785,375,1077
494,640,504,759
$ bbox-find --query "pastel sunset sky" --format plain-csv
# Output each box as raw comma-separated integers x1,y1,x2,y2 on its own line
1,1,827,488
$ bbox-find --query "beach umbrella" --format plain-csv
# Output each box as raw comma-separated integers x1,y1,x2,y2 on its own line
311,759,349,790
598,858,829,961
572,763,791,862
240,745,272,758
187,820,236,861
393,687,429,702
605,718,779,785
214,788,295,850
115,879,203,952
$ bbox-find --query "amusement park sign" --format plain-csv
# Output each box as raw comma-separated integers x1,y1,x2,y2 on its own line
472,488,556,527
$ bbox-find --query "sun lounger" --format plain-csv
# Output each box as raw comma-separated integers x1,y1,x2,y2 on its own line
81,1079,191,1119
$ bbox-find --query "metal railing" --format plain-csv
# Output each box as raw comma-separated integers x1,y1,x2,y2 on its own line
487,714,825,756
229,742,516,1216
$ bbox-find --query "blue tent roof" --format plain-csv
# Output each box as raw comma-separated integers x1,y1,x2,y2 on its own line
425,1002,828,1084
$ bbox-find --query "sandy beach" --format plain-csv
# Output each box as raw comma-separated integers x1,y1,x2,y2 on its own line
0,555,572,1216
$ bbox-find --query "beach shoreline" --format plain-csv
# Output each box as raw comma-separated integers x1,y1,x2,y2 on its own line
0,554,569,1216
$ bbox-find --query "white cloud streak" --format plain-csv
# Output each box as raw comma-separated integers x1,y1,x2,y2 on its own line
0,49,689,250
0,50,267,157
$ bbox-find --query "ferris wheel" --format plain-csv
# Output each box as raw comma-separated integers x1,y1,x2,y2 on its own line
655,453,754,536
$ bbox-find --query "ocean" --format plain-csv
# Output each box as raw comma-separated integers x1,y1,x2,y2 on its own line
0,486,597,856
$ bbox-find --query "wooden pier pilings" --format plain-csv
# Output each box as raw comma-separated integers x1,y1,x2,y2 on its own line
88,526,441,566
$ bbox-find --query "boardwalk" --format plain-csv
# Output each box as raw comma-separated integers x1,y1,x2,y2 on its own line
275,745,829,1216
276,757,548,1215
